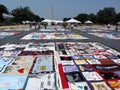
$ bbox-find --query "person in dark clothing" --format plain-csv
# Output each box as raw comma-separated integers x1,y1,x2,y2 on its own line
38,22,41,29
44,22,48,29
115,25,118,32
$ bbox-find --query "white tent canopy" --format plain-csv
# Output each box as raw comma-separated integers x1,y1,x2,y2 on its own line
55,20,63,24
41,19,52,25
65,18,81,23
41,19,52,23
41,19,63,25
84,20,93,24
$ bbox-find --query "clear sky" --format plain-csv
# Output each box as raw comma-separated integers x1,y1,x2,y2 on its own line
0,0,120,20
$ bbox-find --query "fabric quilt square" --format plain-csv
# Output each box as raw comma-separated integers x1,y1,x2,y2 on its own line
65,72,85,82
31,55,54,74
83,55,95,60
25,73,56,90
70,82,91,90
63,65,79,73
72,56,84,60
77,49,88,54
93,49,111,55
90,81,112,90
61,50,69,55
93,64,120,71
99,59,115,65
0,56,15,65
114,71,120,77
107,80,120,90
106,55,119,59
94,55,107,59
3,56,35,75
99,72,120,80
112,59,120,64
60,56,73,61
0,75,27,90
74,59,88,65
86,59,101,64
61,61,75,65
82,72,103,81
57,44,66,50
2,51,21,56
0,64,6,73
79,65,94,72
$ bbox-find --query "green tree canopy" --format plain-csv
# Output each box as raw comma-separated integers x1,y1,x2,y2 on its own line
74,13,89,23
0,4,9,23
97,7,116,24
115,13,120,23
89,13,97,24
11,6,41,23
63,17,71,22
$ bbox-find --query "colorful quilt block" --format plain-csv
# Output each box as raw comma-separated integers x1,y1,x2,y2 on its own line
82,72,103,81
65,72,85,82
63,65,79,73
83,55,95,60
79,65,94,72
74,59,88,65
3,56,35,75
61,60,75,65
25,73,56,90
0,75,27,90
30,55,54,74
93,64,120,71
98,71,120,80
99,59,115,65
69,82,91,90
86,59,101,64
90,81,112,90
107,80,120,90
93,55,107,59
0,56,16,73
112,59,120,64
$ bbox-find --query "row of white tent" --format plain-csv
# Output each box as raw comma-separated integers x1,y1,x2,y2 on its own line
22,21,36,24
22,19,93,25
41,19,63,24
42,18,93,24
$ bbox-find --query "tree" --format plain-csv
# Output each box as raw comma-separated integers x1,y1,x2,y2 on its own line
63,17,71,22
0,4,9,23
89,13,97,24
74,13,89,23
34,15,41,22
115,13,120,23
11,6,41,23
97,7,116,24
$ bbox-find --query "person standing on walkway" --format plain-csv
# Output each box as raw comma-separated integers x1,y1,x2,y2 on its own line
38,22,41,29
44,22,47,29
115,25,118,32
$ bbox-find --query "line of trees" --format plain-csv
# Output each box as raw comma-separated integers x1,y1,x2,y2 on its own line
0,4,120,25
64,7,120,24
